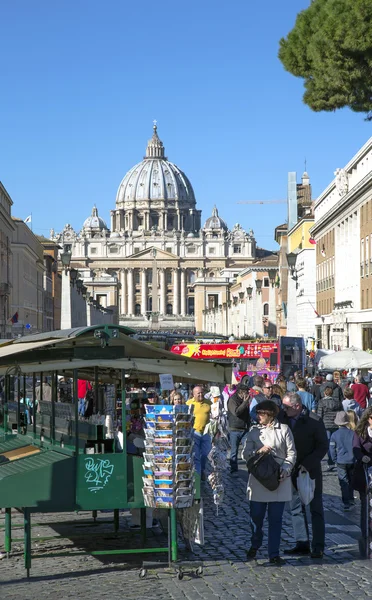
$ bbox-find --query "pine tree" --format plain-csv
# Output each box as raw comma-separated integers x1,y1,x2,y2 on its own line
279,0,372,119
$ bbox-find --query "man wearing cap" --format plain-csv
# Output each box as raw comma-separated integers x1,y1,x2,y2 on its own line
227,383,251,473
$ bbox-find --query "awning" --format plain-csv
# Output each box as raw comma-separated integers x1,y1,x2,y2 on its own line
0,357,230,384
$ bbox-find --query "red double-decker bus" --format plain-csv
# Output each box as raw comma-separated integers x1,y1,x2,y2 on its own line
170,337,305,380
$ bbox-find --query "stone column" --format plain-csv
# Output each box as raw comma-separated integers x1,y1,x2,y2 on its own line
141,269,147,314
127,268,134,315
180,269,187,316
120,269,127,315
110,210,115,232
173,268,179,315
159,268,166,314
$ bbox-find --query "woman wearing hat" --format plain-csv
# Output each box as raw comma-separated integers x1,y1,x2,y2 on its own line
329,411,355,511
242,400,296,565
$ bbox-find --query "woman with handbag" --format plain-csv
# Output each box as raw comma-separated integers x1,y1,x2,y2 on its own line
352,406,372,556
242,400,296,564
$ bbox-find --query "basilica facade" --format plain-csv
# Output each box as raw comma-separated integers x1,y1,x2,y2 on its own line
53,125,264,332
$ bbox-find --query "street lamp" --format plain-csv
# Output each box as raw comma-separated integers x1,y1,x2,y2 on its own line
76,279,83,292
267,268,276,286
286,252,298,279
246,286,253,298
255,279,262,293
60,250,72,271
69,268,78,286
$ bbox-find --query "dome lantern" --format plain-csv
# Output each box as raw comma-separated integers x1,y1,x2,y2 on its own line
145,121,166,159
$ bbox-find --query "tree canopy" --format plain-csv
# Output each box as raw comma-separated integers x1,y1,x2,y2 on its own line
279,0,372,119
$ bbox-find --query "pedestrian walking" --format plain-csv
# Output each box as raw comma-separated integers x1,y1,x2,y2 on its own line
242,400,296,564
296,377,316,412
310,375,323,407
320,373,343,403
342,387,363,418
280,392,328,559
346,410,359,430
317,385,343,471
248,375,266,422
186,385,211,480
262,380,282,407
352,407,372,556
227,383,251,474
329,411,355,511
351,375,369,410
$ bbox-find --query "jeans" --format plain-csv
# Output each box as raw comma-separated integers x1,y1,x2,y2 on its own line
229,429,248,472
326,429,337,466
336,464,354,507
193,431,211,475
250,500,285,559
78,398,86,417
287,472,325,552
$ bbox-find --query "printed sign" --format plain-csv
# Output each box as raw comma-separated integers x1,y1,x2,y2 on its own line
159,373,174,390
171,342,278,360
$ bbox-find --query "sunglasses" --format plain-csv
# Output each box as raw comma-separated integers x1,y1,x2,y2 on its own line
264,386,273,389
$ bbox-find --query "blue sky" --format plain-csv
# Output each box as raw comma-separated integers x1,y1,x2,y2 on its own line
0,1,370,250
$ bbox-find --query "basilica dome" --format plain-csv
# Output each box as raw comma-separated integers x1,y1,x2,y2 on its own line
204,206,228,230
115,124,196,208
83,206,108,231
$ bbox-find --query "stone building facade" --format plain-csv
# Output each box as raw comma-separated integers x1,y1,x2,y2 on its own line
53,125,265,331
312,137,372,350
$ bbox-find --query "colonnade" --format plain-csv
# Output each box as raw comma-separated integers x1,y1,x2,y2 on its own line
119,267,189,316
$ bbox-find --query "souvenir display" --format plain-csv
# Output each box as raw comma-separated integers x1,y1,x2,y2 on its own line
142,404,195,509
205,396,229,513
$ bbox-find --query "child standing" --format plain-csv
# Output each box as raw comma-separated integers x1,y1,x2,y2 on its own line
329,411,355,511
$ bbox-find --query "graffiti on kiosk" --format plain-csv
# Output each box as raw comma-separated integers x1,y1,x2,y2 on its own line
84,457,114,493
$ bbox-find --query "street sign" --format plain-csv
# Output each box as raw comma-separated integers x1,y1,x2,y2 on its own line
25,324,32,330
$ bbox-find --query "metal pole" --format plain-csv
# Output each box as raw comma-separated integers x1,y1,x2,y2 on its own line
94,366,99,415
140,508,146,547
32,373,36,438
73,369,79,456
4,374,9,433
5,508,11,557
51,371,57,444
170,508,177,562
24,508,31,577
17,376,21,433
114,509,120,534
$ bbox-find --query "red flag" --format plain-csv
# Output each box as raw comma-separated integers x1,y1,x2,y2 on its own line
309,237,316,245
10,312,18,324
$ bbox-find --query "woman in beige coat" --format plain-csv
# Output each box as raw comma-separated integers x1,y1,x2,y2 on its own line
242,400,296,564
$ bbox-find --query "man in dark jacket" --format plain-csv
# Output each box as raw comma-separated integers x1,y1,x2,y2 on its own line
319,373,343,402
279,392,329,559
317,386,343,470
227,383,251,474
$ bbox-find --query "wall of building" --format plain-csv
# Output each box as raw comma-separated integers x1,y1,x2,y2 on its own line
11,219,45,336
0,183,15,338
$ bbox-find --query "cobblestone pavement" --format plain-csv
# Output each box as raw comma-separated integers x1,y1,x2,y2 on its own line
1,460,371,600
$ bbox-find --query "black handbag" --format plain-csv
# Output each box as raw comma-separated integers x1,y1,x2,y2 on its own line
246,451,280,491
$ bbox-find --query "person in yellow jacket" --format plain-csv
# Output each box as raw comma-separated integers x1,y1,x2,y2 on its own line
187,386,212,480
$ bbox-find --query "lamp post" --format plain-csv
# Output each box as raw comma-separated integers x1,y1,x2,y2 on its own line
60,250,72,271
246,285,253,298
286,252,298,278
267,268,276,287
255,279,262,293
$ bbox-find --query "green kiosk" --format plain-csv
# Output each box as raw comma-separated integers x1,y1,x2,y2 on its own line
0,325,230,577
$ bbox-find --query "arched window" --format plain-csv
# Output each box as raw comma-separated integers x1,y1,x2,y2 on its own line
166,303,173,315
135,303,141,316
263,303,269,316
209,272,214,278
